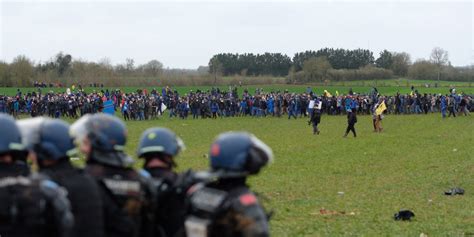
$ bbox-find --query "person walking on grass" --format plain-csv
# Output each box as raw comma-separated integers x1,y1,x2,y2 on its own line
440,95,447,118
343,108,357,138
308,107,321,135
459,96,470,116
448,95,456,118
374,98,386,133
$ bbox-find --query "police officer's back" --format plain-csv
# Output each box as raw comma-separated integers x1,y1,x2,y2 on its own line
17,117,104,237
137,127,187,237
184,132,273,237
0,114,74,237
70,114,152,237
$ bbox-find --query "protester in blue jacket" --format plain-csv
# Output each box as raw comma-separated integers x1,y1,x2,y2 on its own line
440,95,447,118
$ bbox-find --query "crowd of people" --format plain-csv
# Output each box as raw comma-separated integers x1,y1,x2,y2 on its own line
0,86,472,121
0,113,272,237
0,85,471,237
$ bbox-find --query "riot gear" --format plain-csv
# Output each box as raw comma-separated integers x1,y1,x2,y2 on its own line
184,132,272,237
137,127,186,237
18,117,105,237
71,114,154,237
0,115,74,237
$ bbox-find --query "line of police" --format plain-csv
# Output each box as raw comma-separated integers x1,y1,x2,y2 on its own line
0,113,273,237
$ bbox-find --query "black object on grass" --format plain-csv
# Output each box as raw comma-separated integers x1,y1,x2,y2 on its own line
444,188,465,196
394,210,415,221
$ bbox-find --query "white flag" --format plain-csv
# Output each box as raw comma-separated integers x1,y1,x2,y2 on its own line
308,100,315,109
316,101,322,110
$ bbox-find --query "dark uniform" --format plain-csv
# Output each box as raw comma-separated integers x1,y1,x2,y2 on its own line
344,108,357,138
85,162,151,237
183,132,272,237
0,171,74,237
17,117,104,237
0,114,74,237
137,127,187,237
185,179,269,237
71,114,153,237
43,162,104,237
145,167,185,237
309,108,321,135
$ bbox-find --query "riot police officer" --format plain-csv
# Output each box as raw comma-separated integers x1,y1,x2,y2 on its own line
0,114,74,237
70,113,153,237
17,117,104,237
184,132,273,237
137,127,186,237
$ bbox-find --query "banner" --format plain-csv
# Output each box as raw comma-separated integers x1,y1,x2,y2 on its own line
316,101,322,110
375,101,387,116
308,100,315,109
103,100,115,115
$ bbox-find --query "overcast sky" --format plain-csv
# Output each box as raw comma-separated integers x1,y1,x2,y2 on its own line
1,0,472,68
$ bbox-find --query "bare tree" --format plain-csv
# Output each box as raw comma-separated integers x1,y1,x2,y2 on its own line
140,60,163,76
430,47,449,82
98,57,113,70
125,58,135,72
209,57,223,85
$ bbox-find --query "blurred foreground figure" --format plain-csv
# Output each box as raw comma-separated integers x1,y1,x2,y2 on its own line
18,117,104,237
137,127,187,237
0,114,73,237
70,114,153,237
184,132,272,237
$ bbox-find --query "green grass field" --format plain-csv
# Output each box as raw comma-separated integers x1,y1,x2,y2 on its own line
66,113,472,236
3,80,474,235
1,79,473,96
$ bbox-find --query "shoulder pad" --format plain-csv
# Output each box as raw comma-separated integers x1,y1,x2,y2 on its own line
37,178,74,233
190,187,227,213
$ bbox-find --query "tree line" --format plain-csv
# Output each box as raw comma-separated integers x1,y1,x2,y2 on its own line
209,47,473,83
0,47,472,88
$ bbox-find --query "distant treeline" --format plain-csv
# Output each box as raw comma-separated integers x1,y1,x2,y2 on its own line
209,47,473,83
0,47,472,87
208,48,375,77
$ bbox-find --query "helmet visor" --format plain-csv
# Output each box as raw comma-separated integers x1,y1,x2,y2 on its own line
249,134,274,164
17,117,47,151
69,114,92,148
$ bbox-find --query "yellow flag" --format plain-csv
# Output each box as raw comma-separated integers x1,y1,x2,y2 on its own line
375,101,387,116
336,91,339,96
324,90,332,97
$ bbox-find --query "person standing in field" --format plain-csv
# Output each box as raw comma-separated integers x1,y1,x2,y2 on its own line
440,95,447,118
458,95,470,116
308,107,321,135
448,95,456,117
343,108,357,138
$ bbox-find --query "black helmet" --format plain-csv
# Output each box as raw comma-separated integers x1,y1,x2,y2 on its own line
17,117,76,161
137,127,185,158
209,132,273,176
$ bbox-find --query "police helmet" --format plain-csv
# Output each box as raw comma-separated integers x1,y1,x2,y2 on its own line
0,114,24,154
70,114,127,152
17,117,76,161
137,127,185,158
70,114,132,167
209,132,273,175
